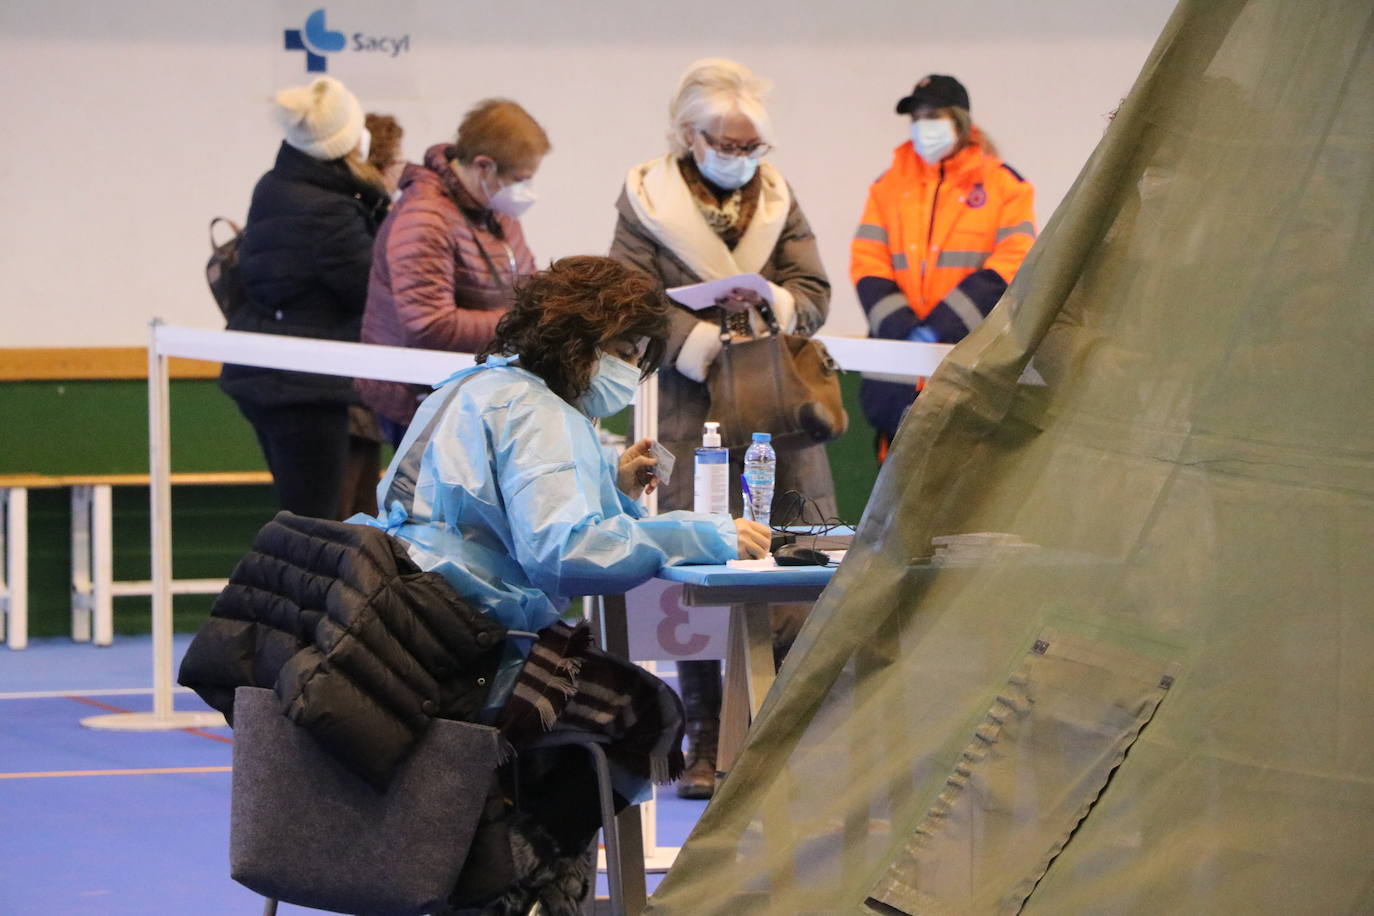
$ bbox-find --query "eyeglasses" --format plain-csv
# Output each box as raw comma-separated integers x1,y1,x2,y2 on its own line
698,129,773,159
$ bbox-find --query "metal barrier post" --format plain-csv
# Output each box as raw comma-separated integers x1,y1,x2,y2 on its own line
82,321,226,730
2,486,27,649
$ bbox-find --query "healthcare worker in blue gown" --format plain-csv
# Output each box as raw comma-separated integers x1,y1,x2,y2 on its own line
356,255,771,696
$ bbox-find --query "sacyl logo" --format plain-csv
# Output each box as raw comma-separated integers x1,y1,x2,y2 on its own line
284,9,345,73
284,9,412,74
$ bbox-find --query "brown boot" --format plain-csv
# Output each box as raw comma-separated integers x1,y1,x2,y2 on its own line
676,718,719,800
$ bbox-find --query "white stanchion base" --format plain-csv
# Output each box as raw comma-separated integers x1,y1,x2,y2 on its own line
644,847,680,872
80,711,227,731
598,845,680,874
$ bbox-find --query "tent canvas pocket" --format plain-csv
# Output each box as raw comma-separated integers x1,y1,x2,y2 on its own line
865,628,1179,915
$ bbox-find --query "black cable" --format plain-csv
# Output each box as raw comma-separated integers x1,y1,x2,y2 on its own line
769,489,857,545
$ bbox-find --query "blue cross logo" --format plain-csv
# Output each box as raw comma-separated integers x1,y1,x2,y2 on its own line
284,9,346,73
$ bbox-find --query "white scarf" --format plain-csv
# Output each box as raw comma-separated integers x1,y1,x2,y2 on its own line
622,154,791,281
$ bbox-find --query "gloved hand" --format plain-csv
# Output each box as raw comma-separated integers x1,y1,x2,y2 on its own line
713,286,766,314
617,438,659,499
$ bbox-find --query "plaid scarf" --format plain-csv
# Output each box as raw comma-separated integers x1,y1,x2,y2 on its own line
678,154,761,251
496,621,686,785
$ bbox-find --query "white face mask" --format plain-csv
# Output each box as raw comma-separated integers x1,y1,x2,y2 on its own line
486,176,537,219
577,351,641,418
911,117,957,165
697,146,759,190
356,126,372,162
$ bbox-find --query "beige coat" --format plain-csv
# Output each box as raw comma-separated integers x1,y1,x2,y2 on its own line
609,156,836,517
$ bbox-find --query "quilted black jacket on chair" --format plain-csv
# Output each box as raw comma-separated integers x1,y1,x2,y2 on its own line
178,511,506,789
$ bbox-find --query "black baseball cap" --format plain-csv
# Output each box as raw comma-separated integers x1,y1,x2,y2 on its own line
896,75,970,115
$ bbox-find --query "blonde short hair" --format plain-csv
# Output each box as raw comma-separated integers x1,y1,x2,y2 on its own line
666,59,775,157
453,99,551,175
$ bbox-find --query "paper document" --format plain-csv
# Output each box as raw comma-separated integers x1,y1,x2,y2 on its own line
665,273,773,311
725,552,845,570
726,558,778,570
647,439,676,486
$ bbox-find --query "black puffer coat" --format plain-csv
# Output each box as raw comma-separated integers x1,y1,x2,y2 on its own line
220,142,390,407
178,511,506,789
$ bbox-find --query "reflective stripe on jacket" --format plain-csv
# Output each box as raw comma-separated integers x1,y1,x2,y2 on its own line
850,141,1036,345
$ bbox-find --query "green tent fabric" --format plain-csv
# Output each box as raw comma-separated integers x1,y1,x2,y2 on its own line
647,0,1374,912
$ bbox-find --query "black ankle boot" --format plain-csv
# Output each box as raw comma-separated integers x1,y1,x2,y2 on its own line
675,661,721,800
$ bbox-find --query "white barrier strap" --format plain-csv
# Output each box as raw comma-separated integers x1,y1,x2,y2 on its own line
816,335,952,379
154,325,949,383
154,326,475,386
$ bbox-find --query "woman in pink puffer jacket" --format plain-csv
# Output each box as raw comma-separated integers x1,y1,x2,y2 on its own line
359,99,548,444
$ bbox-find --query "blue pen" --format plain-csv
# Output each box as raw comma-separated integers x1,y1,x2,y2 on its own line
739,473,753,521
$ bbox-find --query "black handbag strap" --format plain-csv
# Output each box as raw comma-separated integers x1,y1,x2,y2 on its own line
460,211,515,291
717,298,783,347
209,216,241,250
756,301,782,335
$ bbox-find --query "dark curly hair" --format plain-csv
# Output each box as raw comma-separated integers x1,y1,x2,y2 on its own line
478,256,670,404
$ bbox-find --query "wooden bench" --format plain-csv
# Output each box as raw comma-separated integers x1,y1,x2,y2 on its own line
1,471,271,649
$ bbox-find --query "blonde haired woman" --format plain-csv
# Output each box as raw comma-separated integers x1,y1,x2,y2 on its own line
609,58,835,798
220,76,390,520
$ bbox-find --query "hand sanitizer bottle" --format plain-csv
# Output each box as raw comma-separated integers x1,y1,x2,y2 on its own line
693,421,729,515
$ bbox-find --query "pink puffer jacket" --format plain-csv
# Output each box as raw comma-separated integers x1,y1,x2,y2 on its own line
358,143,536,425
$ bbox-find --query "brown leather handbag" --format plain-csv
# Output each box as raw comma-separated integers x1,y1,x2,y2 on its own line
706,303,849,451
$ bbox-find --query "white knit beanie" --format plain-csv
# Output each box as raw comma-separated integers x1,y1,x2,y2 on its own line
274,76,364,161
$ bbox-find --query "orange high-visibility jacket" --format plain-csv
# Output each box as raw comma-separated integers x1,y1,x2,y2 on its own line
850,141,1036,346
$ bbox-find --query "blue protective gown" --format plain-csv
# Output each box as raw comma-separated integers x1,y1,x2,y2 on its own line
357,357,738,636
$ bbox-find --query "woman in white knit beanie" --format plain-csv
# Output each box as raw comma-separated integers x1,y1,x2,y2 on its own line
276,76,364,158
219,76,391,521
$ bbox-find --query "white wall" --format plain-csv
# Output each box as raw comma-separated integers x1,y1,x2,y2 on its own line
0,0,1176,347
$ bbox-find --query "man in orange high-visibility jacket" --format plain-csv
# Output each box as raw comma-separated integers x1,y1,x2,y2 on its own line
851,74,1036,460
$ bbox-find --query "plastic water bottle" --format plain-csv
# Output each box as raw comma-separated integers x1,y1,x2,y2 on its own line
743,432,776,527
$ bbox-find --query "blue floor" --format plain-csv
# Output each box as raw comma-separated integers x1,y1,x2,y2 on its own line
0,636,706,915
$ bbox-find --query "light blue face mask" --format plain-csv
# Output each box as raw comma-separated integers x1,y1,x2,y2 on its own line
698,146,759,190
911,117,957,165
577,351,641,418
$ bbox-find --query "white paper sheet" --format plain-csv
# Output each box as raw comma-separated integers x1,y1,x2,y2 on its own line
665,273,774,311
725,558,779,570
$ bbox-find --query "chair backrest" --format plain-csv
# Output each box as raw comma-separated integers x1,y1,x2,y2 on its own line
229,687,502,915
